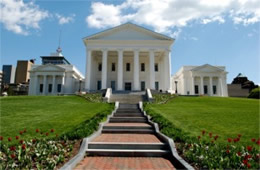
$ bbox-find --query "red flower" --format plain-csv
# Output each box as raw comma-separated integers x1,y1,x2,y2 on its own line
198,136,201,140
209,132,212,138
233,138,240,143
247,163,251,168
8,137,12,142
22,144,26,150
237,152,241,156
243,159,248,165
226,149,230,154
50,129,54,133
256,139,260,146
15,136,19,140
251,138,256,142
19,131,23,135
247,146,253,152
214,135,219,140
46,132,49,136
19,140,24,144
227,138,232,143
32,139,37,144
202,130,206,135
23,129,26,133
237,134,242,138
36,129,39,133
10,146,16,151
0,136,3,140
245,154,252,159
11,154,16,159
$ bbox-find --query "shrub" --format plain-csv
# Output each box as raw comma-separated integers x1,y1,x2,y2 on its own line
248,87,260,99
152,93,176,104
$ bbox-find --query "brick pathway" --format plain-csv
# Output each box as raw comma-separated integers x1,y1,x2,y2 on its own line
75,157,175,170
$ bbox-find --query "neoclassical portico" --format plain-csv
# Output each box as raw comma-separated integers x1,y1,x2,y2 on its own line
172,64,228,97
83,23,174,91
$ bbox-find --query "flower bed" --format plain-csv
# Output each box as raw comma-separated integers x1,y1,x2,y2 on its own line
144,106,260,169
0,105,114,169
152,93,176,104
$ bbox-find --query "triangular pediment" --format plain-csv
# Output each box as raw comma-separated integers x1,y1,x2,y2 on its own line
84,23,173,41
191,64,224,73
31,64,65,72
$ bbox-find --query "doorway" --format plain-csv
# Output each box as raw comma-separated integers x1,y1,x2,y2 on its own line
125,82,131,91
141,81,145,91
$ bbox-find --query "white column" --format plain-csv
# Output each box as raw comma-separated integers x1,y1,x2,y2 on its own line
101,49,108,89
85,49,92,91
61,75,65,94
149,50,155,89
133,49,140,91
35,75,38,95
164,50,171,91
200,76,204,95
52,75,56,94
191,76,195,95
43,75,47,95
219,76,223,96
209,77,213,96
117,49,123,90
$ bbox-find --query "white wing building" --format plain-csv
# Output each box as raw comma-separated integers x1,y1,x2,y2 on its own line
83,23,173,92
172,64,228,96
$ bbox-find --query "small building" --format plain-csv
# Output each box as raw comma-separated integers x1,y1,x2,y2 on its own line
15,60,34,84
172,64,228,97
2,65,16,84
28,47,84,95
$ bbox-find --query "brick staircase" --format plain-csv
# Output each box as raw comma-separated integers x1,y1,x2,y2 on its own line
74,103,177,169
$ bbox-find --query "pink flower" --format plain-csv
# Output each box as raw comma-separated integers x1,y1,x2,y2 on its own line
10,146,16,151
46,132,49,136
214,135,219,140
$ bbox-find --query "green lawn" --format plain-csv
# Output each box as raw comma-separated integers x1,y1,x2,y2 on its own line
146,96,260,145
0,95,111,143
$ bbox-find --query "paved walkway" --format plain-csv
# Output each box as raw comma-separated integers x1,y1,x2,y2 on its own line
74,104,175,170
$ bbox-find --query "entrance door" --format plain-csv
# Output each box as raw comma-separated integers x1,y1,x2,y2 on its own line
141,81,145,91
125,82,131,91
204,85,208,94
111,81,115,91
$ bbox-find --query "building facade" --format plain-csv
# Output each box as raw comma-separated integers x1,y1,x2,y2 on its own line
2,65,16,84
83,23,173,92
28,49,84,95
15,60,34,84
172,64,228,96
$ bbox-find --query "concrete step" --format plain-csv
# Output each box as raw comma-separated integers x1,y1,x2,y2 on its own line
86,149,170,157
88,142,168,150
102,129,154,134
119,104,139,109
103,125,152,130
109,117,147,123
116,109,141,113
114,113,144,117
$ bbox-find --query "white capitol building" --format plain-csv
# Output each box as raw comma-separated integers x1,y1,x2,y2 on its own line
28,23,228,97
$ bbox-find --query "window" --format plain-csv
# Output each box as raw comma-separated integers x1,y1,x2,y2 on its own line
155,63,158,72
112,63,116,71
141,81,145,91
98,63,102,71
155,82,159,90
97,81,101,90
204,85,208,94
213,85,217,94
48,84,52,93
40,84,43,93
57,84,61,93
141,63,145,71
195,85,199,94
126,63,130,71
111,81,115,91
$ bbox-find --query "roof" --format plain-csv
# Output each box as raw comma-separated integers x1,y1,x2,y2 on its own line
83,22,174,41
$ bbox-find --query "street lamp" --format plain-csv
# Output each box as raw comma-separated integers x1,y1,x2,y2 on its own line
175,81,178,94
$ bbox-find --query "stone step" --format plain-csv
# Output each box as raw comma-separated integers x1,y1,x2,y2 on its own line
116,109,141,113
114,113,144,117
102,129,154,134
109,117,147,123
119,104,139,109
86,149,170,157
88,142,168,150
103,124,152,129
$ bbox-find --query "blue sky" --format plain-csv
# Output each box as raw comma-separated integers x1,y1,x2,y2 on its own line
1,0,259,84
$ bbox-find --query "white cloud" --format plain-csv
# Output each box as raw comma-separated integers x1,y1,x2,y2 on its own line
86,0,260,38
0,0,49,35
55,14,75,25
191,37,199,41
